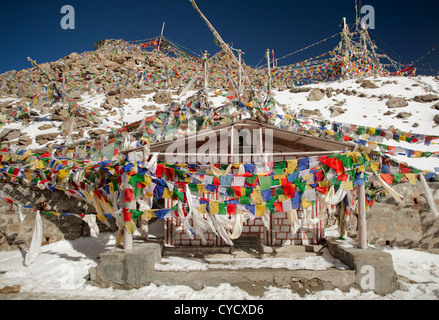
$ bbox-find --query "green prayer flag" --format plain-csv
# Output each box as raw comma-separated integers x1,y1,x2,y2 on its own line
218,202,227,215
393,173,404,183
259,176,272,190
274,161,286,175
239,195,252,205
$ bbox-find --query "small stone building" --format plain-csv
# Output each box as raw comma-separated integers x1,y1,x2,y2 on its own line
147,119,356,249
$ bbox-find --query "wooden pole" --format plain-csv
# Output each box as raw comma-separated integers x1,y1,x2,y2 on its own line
157,21,165,51
203,50,208,93
358,179,368,249
238,49,242,98
189,0,254,96
266,49,271,94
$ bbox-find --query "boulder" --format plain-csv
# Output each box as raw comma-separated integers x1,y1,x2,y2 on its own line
414,94,439,103
36,132,59,145
307,89,325,101
0,129,20,141
88,129,108,137
18,133,32,146
38,124,55,131
51,105,70,121
434,114,439,124
396,112,411,119
300,109,323,117
360,80,379,89
386,97,408,108
153,91,172,104
289,87,311,93
329,106,345,118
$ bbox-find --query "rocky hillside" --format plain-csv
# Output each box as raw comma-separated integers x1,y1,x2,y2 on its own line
1,39,439,171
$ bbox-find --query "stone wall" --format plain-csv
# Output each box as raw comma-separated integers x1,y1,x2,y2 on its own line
0,182,117,251
365,182,439,253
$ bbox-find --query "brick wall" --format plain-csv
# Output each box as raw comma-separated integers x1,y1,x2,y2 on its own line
165,203,324,247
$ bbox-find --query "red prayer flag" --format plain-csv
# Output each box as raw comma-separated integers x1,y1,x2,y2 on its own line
124,189,134,202
274,202,283,212
230,186,242,197
380,173,392,185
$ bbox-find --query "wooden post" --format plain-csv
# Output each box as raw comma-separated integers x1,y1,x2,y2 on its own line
266,49,271,94
358,181,368,249
202,50,208,93
157,21,165,51
238,49,242,98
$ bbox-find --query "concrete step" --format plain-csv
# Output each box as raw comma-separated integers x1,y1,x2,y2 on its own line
162,244,323,260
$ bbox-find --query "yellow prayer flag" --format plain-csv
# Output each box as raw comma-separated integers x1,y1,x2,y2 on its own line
255,204,265,216
198,203,207,214
342,180,353,190
278,194,290,202
405,173,417,185
209,201,219,214
144,175,152,187
302,199,313,209
96,214,108,224
251,191,263,204
370,161,379,172
319,180,330,187
141,210,155,221
287,159,298,168
125,220,137,234
162,188,174,199
273,174,286,180
58,169,69,180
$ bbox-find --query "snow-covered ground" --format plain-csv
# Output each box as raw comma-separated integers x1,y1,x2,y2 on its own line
0,230,438,300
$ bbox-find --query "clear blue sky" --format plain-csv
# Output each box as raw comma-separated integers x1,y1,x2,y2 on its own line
0,0,438,75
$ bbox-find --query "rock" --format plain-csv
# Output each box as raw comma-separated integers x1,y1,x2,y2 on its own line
386,97,408,108
360,80,379,89
103,59,121,72
153,91,172,104
0,285,20,294
431,102,439,110
0,129,20,141
18,133,32,146
88,129,108,137
36,132,59,145
69,90,82,100
329,106,345,118
38,124,55,131
307,89,325,101
414,94,439,103
300,109,323,117
434,114,439,124
289,87,311,93
50,105,70,121
396,112,411,119
74,117,92,128
16,85,40,98
107,88,120,96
